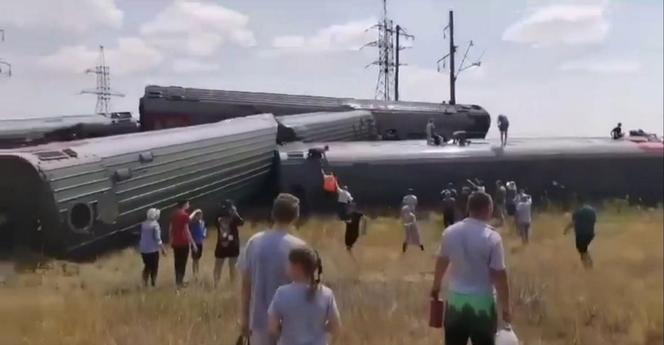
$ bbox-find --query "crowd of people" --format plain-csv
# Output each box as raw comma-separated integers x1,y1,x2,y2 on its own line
136,171,598,345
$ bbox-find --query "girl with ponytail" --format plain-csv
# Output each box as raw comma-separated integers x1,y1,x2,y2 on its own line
268,247,341,345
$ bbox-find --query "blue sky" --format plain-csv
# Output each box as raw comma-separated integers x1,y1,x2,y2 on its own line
0,0,661,137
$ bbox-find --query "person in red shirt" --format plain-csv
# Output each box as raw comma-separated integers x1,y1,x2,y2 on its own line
169,200,197,287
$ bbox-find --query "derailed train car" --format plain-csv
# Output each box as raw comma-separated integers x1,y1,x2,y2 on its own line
0,114,277,256
139,85,491,139
277,138,664,212
276,110,377,144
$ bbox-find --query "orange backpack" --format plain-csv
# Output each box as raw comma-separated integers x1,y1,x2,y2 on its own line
323,174,338,192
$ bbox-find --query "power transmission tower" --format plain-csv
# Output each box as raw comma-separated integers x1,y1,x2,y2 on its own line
80,45,124,116
436,10,484,105
0,29,12,78
363,0,414,101
394,25,414,101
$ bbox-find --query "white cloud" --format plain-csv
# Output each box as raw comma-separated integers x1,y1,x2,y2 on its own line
0,0,122,33
559,58,640,73
38,38,163,75
171,58,221,73
269,18,376,54
503,4,609,46
140,1,256,57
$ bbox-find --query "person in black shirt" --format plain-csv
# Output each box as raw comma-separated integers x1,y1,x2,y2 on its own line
441,190,456,228
344,206,365,254
213,200,245,285
611,123,624,140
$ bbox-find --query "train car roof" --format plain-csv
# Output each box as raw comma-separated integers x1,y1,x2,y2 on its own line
0,113,133,140
276,110,373,126
279,137,663,164
0,114,277,170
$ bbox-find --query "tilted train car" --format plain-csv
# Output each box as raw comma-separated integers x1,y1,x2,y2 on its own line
277,138,664,212
139,85,491,139
0,113,139,149
276,110,377,144
0,114,277,256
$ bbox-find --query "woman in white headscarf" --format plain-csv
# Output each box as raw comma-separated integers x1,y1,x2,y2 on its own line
139,208,166,287
401,202,424,253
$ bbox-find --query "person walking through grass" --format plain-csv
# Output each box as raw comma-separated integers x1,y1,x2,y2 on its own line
431,192,512,345
493,180,507,226
139,208,166,287
169,200,197,288
514,194,532,244
188,209,206,278
401,198,424,253
268,247,341,345
213,200,244,285
564,196,597,269
238,193,306,345
344,203,366,255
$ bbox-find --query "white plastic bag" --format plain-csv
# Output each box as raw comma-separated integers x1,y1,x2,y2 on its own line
495,324,519,345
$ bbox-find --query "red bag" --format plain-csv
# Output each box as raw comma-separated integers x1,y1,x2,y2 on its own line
323,174,338,192
429,299,445,328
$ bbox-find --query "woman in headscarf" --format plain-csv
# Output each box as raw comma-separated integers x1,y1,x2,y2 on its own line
139,208,166,287
401,200,424,253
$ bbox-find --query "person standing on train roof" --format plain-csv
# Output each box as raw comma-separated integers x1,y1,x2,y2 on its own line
213,200,244,285
431,192,512,345
401,194,424,253
564,196,597,269
426,119,436,145
188,209,206,278
139,208,167,287
169,200,197,288
238,193,306,345
336,185,353,221
498,114,509,146
515,194,532,245
611,122,624,140
494,180,507,227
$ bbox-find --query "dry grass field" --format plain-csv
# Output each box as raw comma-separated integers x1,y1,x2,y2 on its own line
0,204,662,345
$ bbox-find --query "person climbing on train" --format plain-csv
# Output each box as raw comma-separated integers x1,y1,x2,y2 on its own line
498,114,509,146
169,200,197,288
336,185,353,221
268,246,341,345
322,169,339,194
611,122,624,140
238,193,307,345
139,208,166,287
564,195,597,269
213,200,244,285
188,209,207,278
308,145,330,160
401,193,424,253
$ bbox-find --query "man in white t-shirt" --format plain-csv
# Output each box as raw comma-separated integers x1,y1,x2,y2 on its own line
238,193,306,345
515,194,532,244
336,185,353,221
430,192,512,345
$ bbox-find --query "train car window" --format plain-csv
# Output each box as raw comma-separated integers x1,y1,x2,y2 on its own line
62,148,78,158
139,152,153,163
114,168,132,182
69,203,93,233
35,150,69,161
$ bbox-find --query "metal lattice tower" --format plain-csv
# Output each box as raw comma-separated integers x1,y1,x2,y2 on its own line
80,45,124,116
0,29,12,78
363,0,414,101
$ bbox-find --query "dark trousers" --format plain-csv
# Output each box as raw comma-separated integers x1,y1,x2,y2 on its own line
172,245,190,286
141,251,159,286
444,303,497,345
443,210,455,228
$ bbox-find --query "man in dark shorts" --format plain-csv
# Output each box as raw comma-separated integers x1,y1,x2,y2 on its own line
431,192,512,345
565,197,597,268
169,200,197,288
441,190,456,228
